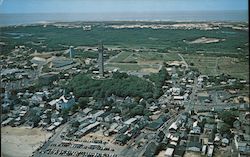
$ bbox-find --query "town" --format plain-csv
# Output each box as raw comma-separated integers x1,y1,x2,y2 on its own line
1,21,249,157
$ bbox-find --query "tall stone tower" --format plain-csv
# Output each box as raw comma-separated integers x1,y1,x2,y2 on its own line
69,46,74,58
98,42,104,77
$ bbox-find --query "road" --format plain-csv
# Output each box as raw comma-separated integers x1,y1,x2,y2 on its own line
178,53,188,69
33,115,76,157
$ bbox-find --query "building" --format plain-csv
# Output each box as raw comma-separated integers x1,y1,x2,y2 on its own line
124,117,138,125
74,122,100,138
142,142,158,157
50,57,74,68
52,95,76,110
68,46,75,58
98,42,104,77
165,147,175,157
38,72,58,86
2,90,11,112
207,145,214,157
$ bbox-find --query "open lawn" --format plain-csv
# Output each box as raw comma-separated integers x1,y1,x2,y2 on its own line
1,22,248,55
1,22,248,80
106,63,160,72
182,54,249,80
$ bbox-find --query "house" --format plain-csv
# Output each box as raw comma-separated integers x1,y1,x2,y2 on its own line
201,145,207,155
2,91,11,112
174,146,185,157
142,142,158,157
157,131,165,142
146,117,165,131
190,121,201,134
55,95,76,110
186,142,202,152
38,72,58,86
104,113,114,123
204,124,215,133
30,92,44,105
236,139,250,154
169,122,178,133
91,110,105,119
186,135,202,152
74,122,100,138
1,117,14,126
173,96,184,101
47,125,56,131
82,107,92,115
221,138,229,146
207,145,214,157
239,104,250,111
108,123,119,134
214,133,221,145
233,120,241,129
115,134,130,145
124,117,138,125
180,131,188,140
165,147,175,157
190,126,201,134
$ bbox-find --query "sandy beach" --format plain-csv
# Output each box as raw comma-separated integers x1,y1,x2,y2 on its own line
1,126,52,157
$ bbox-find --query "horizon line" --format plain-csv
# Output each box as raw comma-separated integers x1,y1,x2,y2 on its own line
0,9,248,14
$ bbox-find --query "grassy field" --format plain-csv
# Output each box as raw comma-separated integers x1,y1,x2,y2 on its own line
1,22,248,55
106,63,160,72
1,22,248,79
182,54,249,80
109,51,134,63
107,51,181,73
109,51,181,63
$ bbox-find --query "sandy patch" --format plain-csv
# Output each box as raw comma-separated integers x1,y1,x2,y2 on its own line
81,131,115,142
137,60,163,64
184,152,201,157
1,126,52,157
0,42,6,45
140,68,159,73
156,151,165,157
30,52,52,59
186,37,225,44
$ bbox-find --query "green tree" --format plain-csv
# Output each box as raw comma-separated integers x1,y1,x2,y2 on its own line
71,121,80,128
78,97,89,109
30,116,41,127
219,111,238,127
219,123,231,135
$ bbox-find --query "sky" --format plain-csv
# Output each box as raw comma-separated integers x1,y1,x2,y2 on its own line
0,0,248,14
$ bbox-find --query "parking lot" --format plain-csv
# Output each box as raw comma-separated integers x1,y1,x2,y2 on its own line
38,148,117,157
34,137,120,157
49,142,114,151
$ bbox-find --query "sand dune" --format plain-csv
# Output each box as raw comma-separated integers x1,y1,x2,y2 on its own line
1,126,52,157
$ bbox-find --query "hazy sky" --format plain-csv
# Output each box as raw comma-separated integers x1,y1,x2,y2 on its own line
0,0,248,14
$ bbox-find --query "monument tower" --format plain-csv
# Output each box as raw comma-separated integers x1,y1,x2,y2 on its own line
98,41,104,77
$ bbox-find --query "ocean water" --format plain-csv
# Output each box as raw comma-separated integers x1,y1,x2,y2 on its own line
0,10,248,26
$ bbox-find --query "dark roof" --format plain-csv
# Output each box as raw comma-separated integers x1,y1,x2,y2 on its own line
99,111,111,118
142,142,158,157
174,146,186,157
115,134,130,144
187,141,202,149
146,118,164,130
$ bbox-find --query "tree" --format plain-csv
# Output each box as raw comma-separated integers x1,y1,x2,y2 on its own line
78,97,89,109
219,111,238,127
219,123,231,135
71,104,79,112
30,116,41,127
130,105,144,117
71,121,80,128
